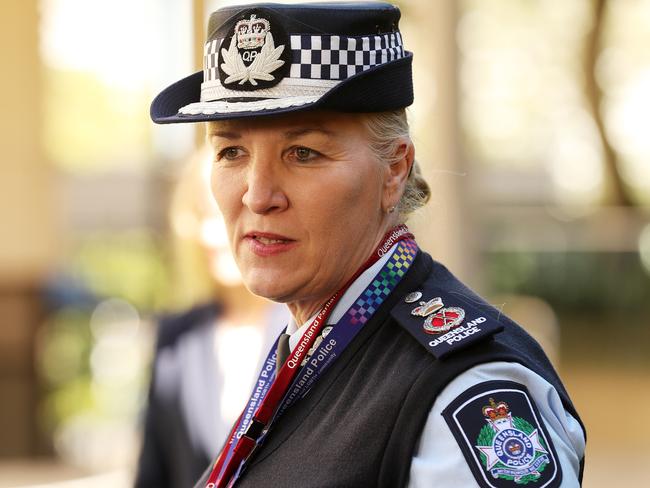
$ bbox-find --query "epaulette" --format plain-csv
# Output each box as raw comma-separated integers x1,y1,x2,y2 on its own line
390,271,504,360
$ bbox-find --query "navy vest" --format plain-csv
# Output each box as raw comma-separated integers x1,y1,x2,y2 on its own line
196,252,584,488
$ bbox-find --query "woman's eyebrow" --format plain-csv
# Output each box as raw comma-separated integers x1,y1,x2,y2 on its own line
283,127,336,139
209,130,241,139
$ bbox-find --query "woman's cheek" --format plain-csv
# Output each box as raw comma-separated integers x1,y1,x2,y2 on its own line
211,168,240,212
340,166,379,212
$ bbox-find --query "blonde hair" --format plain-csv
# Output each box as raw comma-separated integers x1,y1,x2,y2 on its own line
362,109,431,221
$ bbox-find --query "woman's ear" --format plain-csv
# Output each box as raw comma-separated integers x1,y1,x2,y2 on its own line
383,139,415,213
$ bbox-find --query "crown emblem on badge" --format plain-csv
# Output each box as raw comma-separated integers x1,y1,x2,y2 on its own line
411,297,444,317
235,14,270,49
220,13,286,87
482,398,510,421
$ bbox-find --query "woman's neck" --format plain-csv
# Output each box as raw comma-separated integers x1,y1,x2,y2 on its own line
286,300,323,327
286,218,400,326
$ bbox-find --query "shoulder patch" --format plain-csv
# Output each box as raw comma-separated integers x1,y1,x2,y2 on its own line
442,380,562,488
390,285,503,359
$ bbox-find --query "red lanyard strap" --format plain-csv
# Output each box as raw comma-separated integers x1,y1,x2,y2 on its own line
207,225,413,488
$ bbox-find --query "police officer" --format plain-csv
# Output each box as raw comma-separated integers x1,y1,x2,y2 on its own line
150,2,585,487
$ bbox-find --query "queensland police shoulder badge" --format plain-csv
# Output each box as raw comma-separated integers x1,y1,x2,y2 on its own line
442,381,561,488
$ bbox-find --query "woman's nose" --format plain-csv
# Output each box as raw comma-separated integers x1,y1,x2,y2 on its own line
241,157,289,214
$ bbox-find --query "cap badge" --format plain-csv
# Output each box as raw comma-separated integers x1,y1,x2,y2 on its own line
422,306,465,334
411,297,444,317
219,13,286,87
235,15,270,49
404,291,422,303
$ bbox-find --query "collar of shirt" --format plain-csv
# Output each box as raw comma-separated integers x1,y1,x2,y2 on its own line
285,242,398,352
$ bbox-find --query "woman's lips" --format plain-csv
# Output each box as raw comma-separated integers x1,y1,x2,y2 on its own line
244,232,297,257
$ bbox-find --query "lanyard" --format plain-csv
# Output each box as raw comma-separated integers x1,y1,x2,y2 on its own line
206,225,415,488
228,237,419,485
276,237,419,417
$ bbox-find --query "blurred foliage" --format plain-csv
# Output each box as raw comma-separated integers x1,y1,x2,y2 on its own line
485,250,650,366
68,230,172,311
37,296,151,469
37,308,94,432
486,251,650,316
37,230,168,460
39,308,93,386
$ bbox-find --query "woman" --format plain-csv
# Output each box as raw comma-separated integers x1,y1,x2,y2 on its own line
151,2,585,487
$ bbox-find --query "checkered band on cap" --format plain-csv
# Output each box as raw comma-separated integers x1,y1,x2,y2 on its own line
180,31,405,114
289,32,404,80
203,32,404,83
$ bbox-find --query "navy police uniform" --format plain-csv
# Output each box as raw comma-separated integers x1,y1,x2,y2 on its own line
192,250,585,487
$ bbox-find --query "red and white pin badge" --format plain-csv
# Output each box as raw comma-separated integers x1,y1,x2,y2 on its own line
422,307,465,334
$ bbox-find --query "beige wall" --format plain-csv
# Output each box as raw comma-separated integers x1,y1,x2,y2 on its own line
0,0,58,457
1,0,58,285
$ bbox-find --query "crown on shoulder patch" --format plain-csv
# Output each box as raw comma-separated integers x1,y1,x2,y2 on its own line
482,398,510,421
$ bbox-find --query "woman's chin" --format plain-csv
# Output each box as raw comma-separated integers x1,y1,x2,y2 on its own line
242,272,296,303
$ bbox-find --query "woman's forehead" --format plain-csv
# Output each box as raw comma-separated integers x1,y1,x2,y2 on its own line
207,111,366,137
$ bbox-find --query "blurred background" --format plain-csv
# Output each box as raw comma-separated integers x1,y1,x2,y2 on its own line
1,0,649,486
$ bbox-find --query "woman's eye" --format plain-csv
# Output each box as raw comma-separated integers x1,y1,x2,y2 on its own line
217,147,244,161
291,146,319,162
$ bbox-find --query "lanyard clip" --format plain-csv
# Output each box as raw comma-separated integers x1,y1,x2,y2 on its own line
244,418,265,441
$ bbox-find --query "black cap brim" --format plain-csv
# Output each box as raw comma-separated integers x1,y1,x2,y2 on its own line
151,53,413,124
